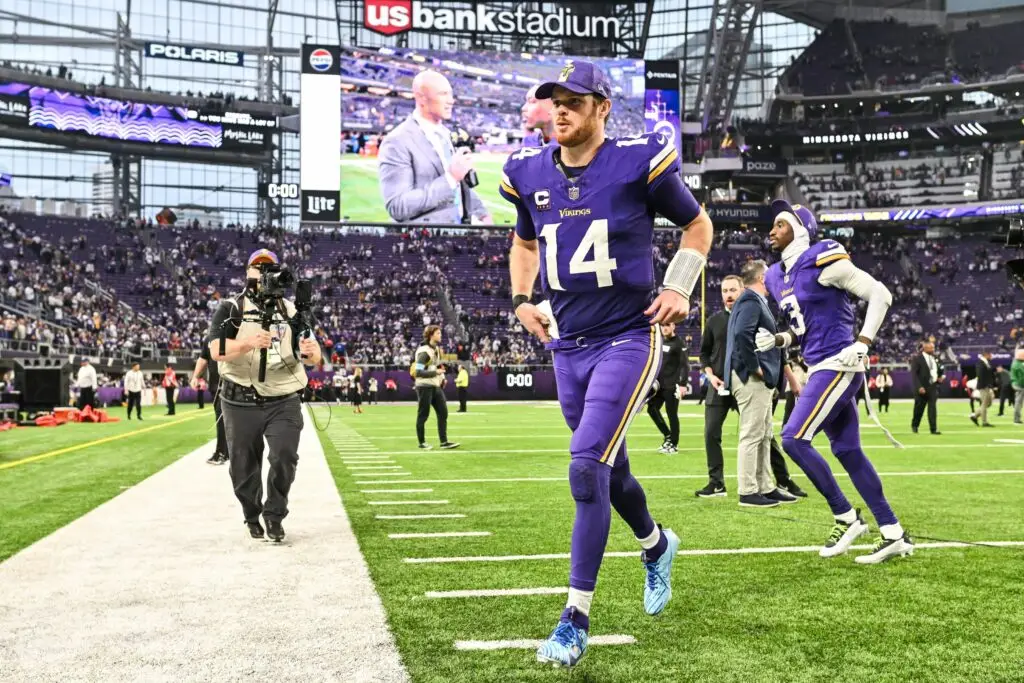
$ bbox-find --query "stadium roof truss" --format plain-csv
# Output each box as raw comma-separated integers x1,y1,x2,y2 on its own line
689,0,762,131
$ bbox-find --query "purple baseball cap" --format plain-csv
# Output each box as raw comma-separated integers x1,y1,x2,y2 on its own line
771,199,818,237
535,60,613,100
247,248,279,267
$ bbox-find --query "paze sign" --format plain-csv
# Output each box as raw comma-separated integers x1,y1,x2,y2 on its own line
145,42,244,67
363,0,620,39
741,158,788,175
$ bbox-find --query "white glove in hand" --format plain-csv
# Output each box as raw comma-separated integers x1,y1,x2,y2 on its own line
837,341,869,367
755,328,778,353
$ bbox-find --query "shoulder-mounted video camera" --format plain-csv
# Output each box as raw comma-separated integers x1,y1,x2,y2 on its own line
230,262,318,382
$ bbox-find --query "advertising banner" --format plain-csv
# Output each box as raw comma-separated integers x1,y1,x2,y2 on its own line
300,45,342,222
144,42,245,67
643,60,682,160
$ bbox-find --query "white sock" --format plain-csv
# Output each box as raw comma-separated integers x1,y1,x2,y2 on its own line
835,508,857,524
879,522,904,541
566,588,593,616
636,526,662,550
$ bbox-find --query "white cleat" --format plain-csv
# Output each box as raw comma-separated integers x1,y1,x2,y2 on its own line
854,533,915,565
819,510,870,558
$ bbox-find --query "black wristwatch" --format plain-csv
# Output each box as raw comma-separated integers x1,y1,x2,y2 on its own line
512,294,531,311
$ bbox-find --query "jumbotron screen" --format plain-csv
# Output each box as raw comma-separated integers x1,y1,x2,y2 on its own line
0,81,276,152
338,47,652,224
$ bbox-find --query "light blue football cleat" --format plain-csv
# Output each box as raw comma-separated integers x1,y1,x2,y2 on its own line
536,619,588,668
642,527,681,615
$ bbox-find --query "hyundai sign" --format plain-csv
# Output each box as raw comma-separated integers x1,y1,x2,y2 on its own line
145,42,245,67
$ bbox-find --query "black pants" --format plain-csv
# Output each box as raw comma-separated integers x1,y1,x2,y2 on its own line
782,392,796,427
647,389,680,445
878,388,890,412
457,387,468,412
704,399,733,488
213,385,227,456
768,395,794,487
999,390,1009,415
126,390,142,419
416,385,448,444
78,387,95,410
165,386,176,415
912,387,938,433
197,388,205,409
368,390,378,405
222,395,302,524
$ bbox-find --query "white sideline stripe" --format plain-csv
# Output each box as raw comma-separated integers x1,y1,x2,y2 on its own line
405,540,1024,564
427,587,567,599
454,635,636,651
361,489,434,494
352,443,1024,456
389,531,491,539
376,514,467,519
357,472,411,477
994,439,1024,444
346,466,405,470
357,469,1024,485
368,500,449,506
340,458,393,462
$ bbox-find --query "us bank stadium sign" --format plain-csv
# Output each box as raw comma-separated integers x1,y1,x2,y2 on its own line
363,0,620,39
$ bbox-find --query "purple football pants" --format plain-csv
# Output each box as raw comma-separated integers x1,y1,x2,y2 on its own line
781,369,897,526
553,326,666,613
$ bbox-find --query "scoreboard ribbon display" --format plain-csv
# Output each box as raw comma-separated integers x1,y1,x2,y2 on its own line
0,81,276,152
497,369,535,394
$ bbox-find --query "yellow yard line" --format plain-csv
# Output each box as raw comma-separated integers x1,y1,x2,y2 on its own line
0,414,205,471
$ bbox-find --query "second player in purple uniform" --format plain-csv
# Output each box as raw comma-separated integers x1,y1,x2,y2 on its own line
501,60,713,667
759,200,914,564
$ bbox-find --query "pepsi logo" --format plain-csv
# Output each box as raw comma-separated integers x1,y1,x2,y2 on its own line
309,48,333,72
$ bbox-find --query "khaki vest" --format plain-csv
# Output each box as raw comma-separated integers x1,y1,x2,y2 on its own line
218,295,308,397
414,343,443,388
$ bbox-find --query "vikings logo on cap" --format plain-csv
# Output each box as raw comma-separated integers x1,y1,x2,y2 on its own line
248,248,280,267
558,62,575,82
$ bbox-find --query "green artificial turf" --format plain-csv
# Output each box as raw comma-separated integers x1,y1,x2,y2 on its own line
340,153,519,224
320,400,1024,683
0,410,213,562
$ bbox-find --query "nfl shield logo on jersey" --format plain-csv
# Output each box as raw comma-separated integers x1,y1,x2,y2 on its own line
568,185,580,201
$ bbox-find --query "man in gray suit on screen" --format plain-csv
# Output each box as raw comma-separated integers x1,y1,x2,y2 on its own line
377,70,491,224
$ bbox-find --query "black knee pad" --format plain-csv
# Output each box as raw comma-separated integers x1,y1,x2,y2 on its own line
569,459,601,503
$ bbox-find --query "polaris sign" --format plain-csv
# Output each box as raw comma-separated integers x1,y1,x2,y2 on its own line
145,42,245,67
363,0,620,39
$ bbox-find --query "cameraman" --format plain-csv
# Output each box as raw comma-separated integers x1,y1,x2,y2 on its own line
207,249,321,543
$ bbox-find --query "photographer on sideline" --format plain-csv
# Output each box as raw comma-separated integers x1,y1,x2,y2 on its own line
207,249,321,543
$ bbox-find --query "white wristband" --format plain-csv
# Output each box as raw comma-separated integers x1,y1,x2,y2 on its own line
663,248,706,300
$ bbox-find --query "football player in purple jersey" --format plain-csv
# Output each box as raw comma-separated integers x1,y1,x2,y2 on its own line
757,200,914,565
521,85,554,148
499,60,713,668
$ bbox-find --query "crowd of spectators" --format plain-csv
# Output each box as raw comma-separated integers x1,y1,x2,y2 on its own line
3,206,1022,367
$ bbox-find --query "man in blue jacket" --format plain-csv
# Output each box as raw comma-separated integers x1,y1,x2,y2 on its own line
725,260,798,508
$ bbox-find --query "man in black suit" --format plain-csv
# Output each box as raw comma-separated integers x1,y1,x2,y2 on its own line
971,351,995,427
724,260,796,508
997,366,1013,416
696,275,742,498
696,274,802,498
911,340,943,434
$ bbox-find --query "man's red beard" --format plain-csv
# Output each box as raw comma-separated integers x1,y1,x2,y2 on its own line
554,113,600,148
